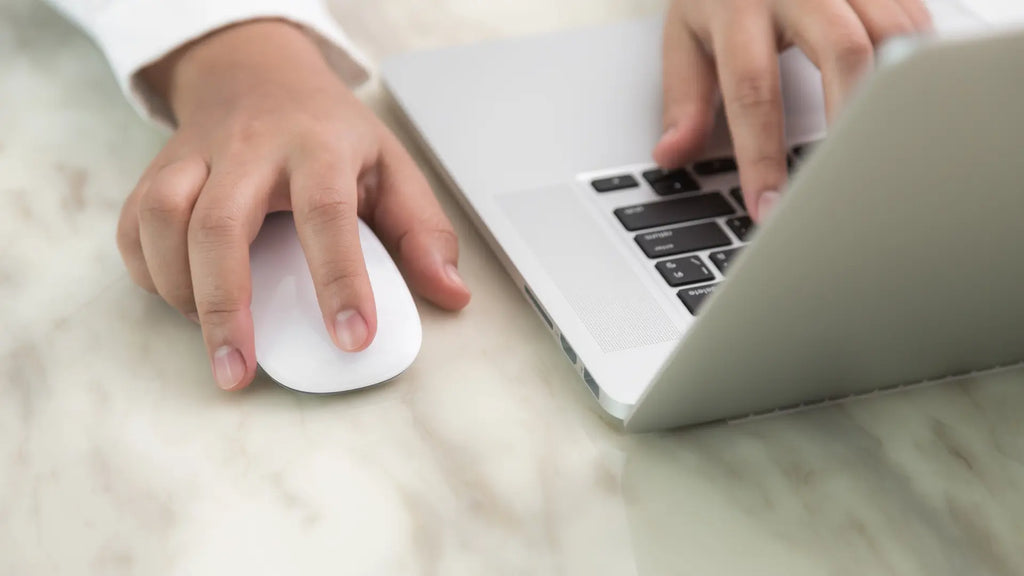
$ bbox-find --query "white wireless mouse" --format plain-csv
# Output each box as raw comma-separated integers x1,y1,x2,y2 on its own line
249,212,422,394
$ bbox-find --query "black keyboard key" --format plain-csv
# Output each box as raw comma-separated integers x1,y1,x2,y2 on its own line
592,174,639,193
614,193,733,232
678,284,719,315
653,177,701,197
709,248,739,274
642,168,666,185
642,168,701,196
635,222,731,259
693,157,737,176
726,216,753,241
656,256,715,287
730,187,745,210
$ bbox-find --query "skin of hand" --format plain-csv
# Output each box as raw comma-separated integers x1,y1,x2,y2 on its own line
116,20,471,392
654,0,933,222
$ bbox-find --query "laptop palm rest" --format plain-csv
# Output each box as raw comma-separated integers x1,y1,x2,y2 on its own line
498,184,680,354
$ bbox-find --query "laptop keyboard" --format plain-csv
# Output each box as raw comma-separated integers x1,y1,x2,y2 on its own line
615,194,733,231
588,144,818,316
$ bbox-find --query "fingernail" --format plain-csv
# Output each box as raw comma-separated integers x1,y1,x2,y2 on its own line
212,346,245,390
334,309,369,352
445,263,468,292
757,190,781,222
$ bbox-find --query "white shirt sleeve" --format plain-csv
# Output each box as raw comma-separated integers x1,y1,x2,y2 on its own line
45,0,371,127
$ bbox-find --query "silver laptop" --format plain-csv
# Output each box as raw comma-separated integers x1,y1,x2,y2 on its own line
381,4,1024,431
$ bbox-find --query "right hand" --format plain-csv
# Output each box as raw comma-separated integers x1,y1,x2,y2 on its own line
117,21,471,392
654,0,933,221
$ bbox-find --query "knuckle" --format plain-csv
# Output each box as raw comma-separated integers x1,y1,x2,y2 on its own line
189,205,244,246
138,185,192,225
320,264,365,296
396,225,460,265
417,226,459,251
137,160,205,225
748,151,788,176
297,143,361,183
830,27,873,70
195,289,247,319
294,127,349,157
730,72,779,112
303,188,354,227
398,227,453,255
431,227,459,248
226,116,272,147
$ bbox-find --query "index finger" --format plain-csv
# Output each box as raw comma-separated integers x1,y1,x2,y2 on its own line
655,3,719,169
290,151,377,353
712,5,788,222
188,167,267,391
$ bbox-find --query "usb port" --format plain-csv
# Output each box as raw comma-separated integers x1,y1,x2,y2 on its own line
523,285,553,329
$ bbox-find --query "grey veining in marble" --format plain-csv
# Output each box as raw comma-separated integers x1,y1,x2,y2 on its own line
2,1,1024,574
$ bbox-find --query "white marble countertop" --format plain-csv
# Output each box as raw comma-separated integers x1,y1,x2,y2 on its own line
3,1,1024,574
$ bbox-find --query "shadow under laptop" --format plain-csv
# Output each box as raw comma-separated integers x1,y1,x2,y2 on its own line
618,375,1024,574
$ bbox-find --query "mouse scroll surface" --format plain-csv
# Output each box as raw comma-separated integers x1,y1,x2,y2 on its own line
249,213,422,394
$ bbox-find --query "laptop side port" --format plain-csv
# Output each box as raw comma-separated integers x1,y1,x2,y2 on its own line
582,367,599,398
559,334,577,365
523,284,553,329
522,283,605,405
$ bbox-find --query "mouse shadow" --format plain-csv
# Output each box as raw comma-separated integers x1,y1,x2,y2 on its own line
244,363,411,412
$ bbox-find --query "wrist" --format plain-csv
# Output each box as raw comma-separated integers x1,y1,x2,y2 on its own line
142,20,334,124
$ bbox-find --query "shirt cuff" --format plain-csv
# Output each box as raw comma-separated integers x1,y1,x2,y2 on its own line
92,0,371,127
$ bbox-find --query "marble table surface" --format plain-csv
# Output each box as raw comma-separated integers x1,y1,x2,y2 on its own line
3,0,1024,574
